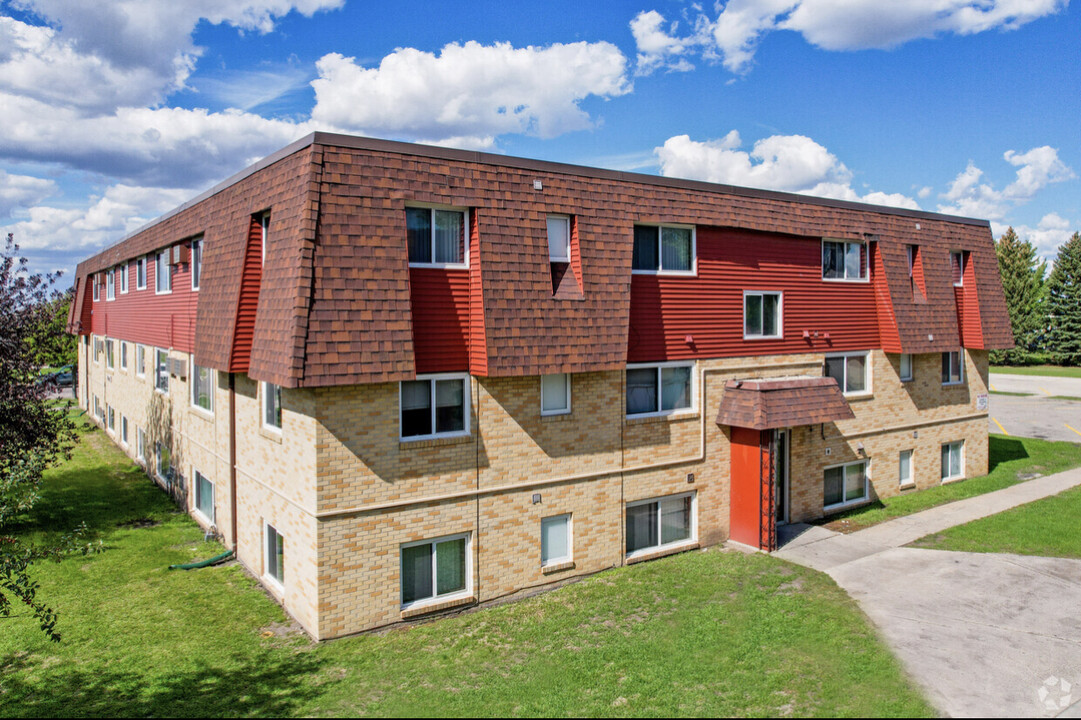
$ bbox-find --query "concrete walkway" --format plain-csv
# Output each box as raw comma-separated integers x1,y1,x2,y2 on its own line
774,467,1081,718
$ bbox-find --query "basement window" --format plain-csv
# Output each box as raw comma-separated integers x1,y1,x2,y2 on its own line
401,533,471,608
626,492,696,557
824,460,868,510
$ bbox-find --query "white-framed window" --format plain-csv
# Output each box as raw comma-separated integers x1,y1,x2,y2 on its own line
899,449,913,488
541,514,572,567
105,338,115,369
951,251,965,286
93,274,100,301
121,415,128,446
155,348,169,393
546,215,571,263
190,358,213,414
540,373,571,416
119,341,128,371
119,263,128,294
106,268,115,301
93,335,102,364
136,256,147,290
107,404,115,432
135,344,145,377
899,353,913,382
137,427,146,462
400,373,470,440
156,442,174,485
400,532,471,608
155,249,171,294
261,381,282,431
260,212,270,264
825,352,871,396
406,206,469,268
194,470,214,523
824,459,869,510
941,441,964,482
191,236,203,290
743,291,782,339
265,523,284,587
626,492,696,557
942,351,964,385
93,395,102,419
626,362,694,417
632,224,695,274
821,239,866,281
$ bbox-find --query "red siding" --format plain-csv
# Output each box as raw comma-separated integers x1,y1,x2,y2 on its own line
912,246,927,300
729,427,766,549
230,217,263,373
410,267,471,374
468,212,488,376
89,251,197,352
872,242,902,353
957,254,984,348
628,227,880,362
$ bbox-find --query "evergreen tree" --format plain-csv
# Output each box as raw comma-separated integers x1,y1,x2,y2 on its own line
1047,231,1081,365
992,227,1046,363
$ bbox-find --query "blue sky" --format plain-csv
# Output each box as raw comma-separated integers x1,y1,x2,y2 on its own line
1,0,1077,283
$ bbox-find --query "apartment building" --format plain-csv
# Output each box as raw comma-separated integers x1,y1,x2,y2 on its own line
68,133,1012,639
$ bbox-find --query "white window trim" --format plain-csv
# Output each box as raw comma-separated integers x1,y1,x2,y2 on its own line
899,353,913,382
137,427,146,462
540,373,572,416
823,459,871,511
193,468,215,524
119,341,128,371
546,215,571,263
93,274,100,302
399,372,472,441
821,238,869,283
155,441,173,485
105,338,115,370
155,249,172,295
136,256,148,291
135,344,145,378
106,404,115,434
261,381,283,433
399,531,473,610
106,269,115,301
154,348,169,395
541,513,573,567
942,350,965,386
119,263,128,294
941,441,965,483
631,224,697,277
406,205,471,269
120,416,128,446
742,290,784,340
189,355,214,416
625,361,697,418
261,212,269,265
951,251,965,287
825,351,872,398
264,522,284,591
625,491,698,559
899,449,914,488
190,237,202,291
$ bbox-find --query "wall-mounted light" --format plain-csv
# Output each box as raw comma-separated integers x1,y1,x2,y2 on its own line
687,473,695,484
533,179,543,190
532,493,542,504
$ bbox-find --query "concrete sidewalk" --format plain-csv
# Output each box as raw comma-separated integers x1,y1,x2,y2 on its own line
773,467,1081,718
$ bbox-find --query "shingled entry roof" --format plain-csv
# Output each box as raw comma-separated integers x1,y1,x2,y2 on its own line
715,376,856,430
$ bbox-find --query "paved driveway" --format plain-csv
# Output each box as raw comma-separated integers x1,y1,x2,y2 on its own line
989,373,1081,443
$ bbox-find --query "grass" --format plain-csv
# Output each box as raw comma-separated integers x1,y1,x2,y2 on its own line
990,365,1081,378
988,390,1033,397
0,419,933,717
1048,395,1081,402
912,485,1081,559
817,435,1081,533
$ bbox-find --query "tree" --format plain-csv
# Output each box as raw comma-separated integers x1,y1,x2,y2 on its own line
1047,232,1081,365
992,227,1047,364
0,233,88,641
28,287,78,369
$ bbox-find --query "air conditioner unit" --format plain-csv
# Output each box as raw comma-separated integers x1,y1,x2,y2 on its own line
169,357,188,379
170,244,190,266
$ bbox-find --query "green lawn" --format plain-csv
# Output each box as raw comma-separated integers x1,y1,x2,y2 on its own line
988,390,1033,397
818,435,1081,533
912,485,1081,558
990,365,1081,378
0,419,933,718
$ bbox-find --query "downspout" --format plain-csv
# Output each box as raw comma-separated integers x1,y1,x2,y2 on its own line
229,371,238,549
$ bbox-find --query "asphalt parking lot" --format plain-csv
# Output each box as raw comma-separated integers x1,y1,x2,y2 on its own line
989,373,1081,443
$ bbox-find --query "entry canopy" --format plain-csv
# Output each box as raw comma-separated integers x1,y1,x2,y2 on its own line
716,376,855,430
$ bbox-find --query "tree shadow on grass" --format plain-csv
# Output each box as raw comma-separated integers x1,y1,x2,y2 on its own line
0,649,330,718
988,436,1029,473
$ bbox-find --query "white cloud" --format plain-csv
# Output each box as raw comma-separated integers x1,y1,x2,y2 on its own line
938,146,1074,219
310,40,632,149
654,132,919,208
630,10,704,75
1008,212,1077,260
0,169,57,218
634,1,1066,74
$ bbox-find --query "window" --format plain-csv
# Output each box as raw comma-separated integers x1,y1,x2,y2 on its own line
951,251,965,286
156,442,173,484
155,348,169,393
632,225,694,274
825,352,870,396
137,427,146,462
546,215,570,262
190,360,213,413
626,362,693,417
899,353,913,382
260,212,270,264
400,533,470,607
121,416,128,445
743,291,782,339
93,274,100,301
899,449,913,488
191,237,203,290
822,240,865,281
942,351,964,385
120,341,128,371
136,256,147,290
105,339,115,369
93,336,103,363
156,249,171,293
265,523,284,586
195,470,214,522
400,374,469,439
119,263,128,294
106,269,115,300
941,441,964,482
907,245,916,276
262,382,282,431
107,405,115,432
540,373,571,416
93,395,102,419
824,460,868,509
626,493,696,557
406,207,467,266
135,344,145,377
541,514,572,566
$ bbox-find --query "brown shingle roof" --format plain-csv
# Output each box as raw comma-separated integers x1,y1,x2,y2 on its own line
715,377,855,430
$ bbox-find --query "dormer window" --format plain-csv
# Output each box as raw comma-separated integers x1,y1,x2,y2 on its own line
547,215,570,262
407,207,468,268
632,225,694,275
822,240,866,281
951,251,966,286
